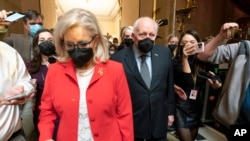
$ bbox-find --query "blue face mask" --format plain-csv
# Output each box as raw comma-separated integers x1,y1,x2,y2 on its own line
29,24,44,36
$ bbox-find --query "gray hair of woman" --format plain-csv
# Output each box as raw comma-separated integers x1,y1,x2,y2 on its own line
53,8,109,63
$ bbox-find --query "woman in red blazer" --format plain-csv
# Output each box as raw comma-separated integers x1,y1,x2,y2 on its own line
38,8,134,141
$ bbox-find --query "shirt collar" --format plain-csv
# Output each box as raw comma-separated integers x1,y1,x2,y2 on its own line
132,44,151,59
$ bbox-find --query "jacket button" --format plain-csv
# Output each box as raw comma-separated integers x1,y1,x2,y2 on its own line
93,133,99,137
87,99,93,104
90,118,95,122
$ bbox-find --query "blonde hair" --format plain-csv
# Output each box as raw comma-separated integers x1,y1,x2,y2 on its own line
166,33,178,43
120,26,133,39
53,8,109,63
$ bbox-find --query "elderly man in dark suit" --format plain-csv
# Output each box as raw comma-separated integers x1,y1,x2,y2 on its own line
111,17,175,141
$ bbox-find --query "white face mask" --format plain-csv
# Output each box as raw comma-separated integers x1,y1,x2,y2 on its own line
109,51,115,55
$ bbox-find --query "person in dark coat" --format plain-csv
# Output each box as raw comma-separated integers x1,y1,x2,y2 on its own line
111,17,175,141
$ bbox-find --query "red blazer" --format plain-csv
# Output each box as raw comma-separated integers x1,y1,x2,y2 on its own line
38,60,134,141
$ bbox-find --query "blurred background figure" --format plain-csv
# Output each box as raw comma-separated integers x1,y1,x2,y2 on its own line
117,26,134,51
109,43,117,56
112,37,119,47
26,28,57,140
166,33,179,57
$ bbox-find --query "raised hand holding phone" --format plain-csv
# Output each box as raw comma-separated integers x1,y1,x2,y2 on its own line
0,10,13,29
5,12,25,22
191,42,204,54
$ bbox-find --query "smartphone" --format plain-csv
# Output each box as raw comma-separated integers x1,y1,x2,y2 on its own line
5,12,25,22
192,42,204,54
4,93,27,101
197,71,220,81
4,79,37,101
157,19,168,26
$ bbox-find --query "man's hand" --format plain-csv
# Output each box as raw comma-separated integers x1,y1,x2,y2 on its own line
0,92,35,105
0,84,36,105
168,115,174,126
219,22,239,40
207,71,222,89
0,9,12,29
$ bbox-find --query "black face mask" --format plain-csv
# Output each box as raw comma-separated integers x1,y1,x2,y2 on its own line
124,38,134,47
138,38,154,53
38,41,56,56
168,44,177,52
67,48,94,68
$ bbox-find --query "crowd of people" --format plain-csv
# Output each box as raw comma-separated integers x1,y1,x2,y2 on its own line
0,6,249,141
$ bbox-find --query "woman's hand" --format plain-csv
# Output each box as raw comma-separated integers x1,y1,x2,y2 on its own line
174,84,187,100
182,43,197,59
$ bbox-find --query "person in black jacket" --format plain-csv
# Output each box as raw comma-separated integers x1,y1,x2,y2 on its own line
111,17,175,141
116,26,134,51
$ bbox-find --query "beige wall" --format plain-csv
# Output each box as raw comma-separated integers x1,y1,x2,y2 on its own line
99,14,120,42
40,0,57,29
40,0,121,42
139,0,153,17
121,0,139,28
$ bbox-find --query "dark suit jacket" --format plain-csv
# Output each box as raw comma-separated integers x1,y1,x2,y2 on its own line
111,44,175,139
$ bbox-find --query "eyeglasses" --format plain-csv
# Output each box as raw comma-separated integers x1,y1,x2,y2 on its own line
64,36,96,49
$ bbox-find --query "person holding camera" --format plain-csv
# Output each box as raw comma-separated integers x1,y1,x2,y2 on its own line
117,26,134,51
172,29,222,141
198,22,250,141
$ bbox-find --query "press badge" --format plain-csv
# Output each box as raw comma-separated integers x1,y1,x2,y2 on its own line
189,89,198,100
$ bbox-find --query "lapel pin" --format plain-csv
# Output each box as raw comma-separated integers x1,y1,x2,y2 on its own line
98,68,104,75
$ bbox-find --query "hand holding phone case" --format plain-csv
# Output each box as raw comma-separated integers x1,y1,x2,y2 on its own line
4,93,27,101
197,71,220,81
4,79,37,101
5,12,25,22
192,42,204,54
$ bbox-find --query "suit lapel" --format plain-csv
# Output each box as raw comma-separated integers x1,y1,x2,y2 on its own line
124,47,146,87
150,46,160,90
